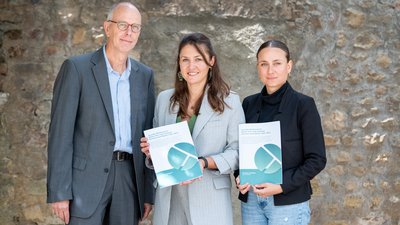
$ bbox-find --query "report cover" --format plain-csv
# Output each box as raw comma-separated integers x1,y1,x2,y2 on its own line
144,121,203,188
239,121,282,185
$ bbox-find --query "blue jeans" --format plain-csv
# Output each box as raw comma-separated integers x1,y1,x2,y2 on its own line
241,190,310,225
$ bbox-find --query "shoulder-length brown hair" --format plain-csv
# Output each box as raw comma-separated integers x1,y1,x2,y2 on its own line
170,33,230,117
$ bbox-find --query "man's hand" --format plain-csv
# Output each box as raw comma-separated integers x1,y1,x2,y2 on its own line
51,200,70,224
141,203,153,220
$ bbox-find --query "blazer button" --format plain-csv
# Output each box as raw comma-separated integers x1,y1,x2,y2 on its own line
104,168,109,173
109,141,115,146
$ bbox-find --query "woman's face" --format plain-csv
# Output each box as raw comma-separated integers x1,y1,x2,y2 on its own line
179,44,214,88
257,47,292,94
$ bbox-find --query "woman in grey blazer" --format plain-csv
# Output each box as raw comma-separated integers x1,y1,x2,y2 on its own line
141,33,245,225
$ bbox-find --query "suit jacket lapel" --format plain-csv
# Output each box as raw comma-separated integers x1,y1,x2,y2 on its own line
192,91,215,142
91,48,115,132
247,96,262,123
129,59,140,145
166,103,179,125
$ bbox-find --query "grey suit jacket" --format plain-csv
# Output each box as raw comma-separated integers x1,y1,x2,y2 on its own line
152,88,245,225
47,48,156,218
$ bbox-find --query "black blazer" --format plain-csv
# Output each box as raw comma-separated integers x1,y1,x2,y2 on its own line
235,83,326,206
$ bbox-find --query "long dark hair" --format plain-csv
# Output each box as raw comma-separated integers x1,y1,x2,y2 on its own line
170,33,230,117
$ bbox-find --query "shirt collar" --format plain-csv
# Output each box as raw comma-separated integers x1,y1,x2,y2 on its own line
102,45,131,79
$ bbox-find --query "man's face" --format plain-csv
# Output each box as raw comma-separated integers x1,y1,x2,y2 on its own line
104,4,141,54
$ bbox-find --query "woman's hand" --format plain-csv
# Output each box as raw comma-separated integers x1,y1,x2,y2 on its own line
236,176,251,194
140,137,151,158
179,159,206,186
179,177,202,186
252,183,283,198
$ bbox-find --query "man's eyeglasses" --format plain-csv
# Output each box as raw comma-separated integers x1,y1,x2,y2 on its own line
107,20,141,33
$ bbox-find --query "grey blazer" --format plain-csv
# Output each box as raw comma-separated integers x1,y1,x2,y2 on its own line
152,88,245,225
47,48,156,218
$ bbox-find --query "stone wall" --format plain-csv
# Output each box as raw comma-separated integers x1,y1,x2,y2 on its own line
0,0,399,224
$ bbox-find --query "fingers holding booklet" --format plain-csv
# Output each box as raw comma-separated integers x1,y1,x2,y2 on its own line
252,183,283,198
236,176,251,195
143,121,203,188
140,137,151,158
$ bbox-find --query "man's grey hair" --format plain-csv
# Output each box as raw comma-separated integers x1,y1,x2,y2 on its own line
106,3,118,20
106,2,136,20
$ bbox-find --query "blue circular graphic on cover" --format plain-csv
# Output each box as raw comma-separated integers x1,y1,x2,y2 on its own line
254,144,282,174
168,142,198,170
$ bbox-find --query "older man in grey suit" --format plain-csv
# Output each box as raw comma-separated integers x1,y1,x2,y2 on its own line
47,2,155,225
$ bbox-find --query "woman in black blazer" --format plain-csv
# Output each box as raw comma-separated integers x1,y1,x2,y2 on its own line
235,40,327,225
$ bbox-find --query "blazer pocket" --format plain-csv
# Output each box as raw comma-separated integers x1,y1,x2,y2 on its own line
72,156,87,171
212,176,231,190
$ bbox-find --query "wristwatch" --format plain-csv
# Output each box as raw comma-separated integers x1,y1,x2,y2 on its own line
198,156,208,169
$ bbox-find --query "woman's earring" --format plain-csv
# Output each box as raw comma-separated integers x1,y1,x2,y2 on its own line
178,72,183,81
208,69,213,81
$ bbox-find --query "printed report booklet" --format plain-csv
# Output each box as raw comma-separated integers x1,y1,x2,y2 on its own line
144,121,203,188
239,121,282,185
